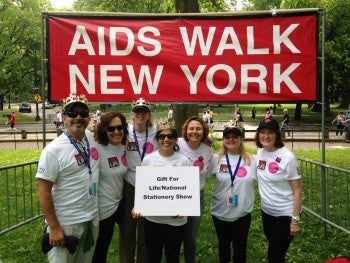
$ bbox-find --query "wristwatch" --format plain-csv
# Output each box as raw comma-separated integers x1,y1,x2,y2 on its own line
291,215,301,222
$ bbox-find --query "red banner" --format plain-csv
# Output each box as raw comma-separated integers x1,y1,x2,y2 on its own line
47,13,318,102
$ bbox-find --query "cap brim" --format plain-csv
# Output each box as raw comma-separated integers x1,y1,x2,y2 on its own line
223,129,242,137
132,106,150,112
64,102,89,113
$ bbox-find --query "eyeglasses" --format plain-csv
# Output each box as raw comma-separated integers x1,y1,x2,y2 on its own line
107,125,124,132
157,133,177,140
65,111,89,118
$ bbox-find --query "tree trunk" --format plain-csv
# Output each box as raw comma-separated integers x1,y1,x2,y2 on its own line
175,0,199,12
173,0,200,135
294,103,302,121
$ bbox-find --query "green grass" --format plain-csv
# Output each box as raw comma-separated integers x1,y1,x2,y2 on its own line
0,122,350,262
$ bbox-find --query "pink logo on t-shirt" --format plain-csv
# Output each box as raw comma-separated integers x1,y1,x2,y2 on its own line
144,142,154,153
193,156,204,171
268,162,279,174
121,152,127,166
90,147,99,160
237,167,247,177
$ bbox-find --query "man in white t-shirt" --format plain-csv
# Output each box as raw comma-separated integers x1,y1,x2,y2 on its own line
36,94,100,262
55,111,62,129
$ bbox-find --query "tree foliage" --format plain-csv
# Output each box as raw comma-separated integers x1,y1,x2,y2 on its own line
281,0,350,111
0,0,49,109
243,0,282,11
73,0,229,13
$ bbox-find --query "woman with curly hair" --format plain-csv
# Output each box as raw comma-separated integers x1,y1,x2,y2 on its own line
93,111,128,263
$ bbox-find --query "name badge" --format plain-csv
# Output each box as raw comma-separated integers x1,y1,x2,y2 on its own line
227,193,239,207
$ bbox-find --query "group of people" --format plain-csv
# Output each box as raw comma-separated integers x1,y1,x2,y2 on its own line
331,107,350,139
36,94,302,263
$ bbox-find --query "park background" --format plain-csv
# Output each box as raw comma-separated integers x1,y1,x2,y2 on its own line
1,0,350,262
0,102,350,262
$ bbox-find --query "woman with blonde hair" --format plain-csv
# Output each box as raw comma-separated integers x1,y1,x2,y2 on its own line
211,126,256,263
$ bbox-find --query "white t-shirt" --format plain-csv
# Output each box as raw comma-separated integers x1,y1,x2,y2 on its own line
168,109,173,119
256,147,301,217
177,138,215,190
211,153,257,222
125,125,158,186
141,150,191,226
97,143,127,220
36,130,99,225
56,112,62,122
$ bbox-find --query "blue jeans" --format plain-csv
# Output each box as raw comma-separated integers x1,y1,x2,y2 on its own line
182,190,204,263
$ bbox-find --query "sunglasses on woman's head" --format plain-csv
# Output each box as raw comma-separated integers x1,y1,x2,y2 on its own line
157,133,177,140
65,111,89,118
107,125,124,132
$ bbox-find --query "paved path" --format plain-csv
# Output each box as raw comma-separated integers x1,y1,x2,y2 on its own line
0,121,349,150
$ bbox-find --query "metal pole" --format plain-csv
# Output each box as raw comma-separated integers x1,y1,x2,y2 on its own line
41,13,47,148
320,9,327,239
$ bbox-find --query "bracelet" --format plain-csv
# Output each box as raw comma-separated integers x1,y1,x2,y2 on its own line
291,215,301,222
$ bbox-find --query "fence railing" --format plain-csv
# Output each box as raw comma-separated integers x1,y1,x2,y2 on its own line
299,158,350,234
0,159,349,236
0,161,42,235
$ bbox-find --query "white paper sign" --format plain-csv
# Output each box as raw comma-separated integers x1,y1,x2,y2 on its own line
134,166,200,216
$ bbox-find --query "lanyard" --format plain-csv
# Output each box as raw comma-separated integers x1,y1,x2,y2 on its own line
225,153,242,187
66,132,92,175
133,128,148,161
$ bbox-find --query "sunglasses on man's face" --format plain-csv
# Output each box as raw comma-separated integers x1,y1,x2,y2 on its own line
106,125,124,132
65,111,89,118
157,133,177,140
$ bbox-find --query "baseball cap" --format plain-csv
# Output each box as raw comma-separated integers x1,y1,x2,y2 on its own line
223,126,242,137
63,94,89,113
132,98,150,112
257,118,280,133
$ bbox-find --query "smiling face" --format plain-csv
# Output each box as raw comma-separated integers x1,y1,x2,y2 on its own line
258,128,277,151
186,120,204,145
63,104,89,140
223,133,242,154
156,128,178,156
106,117,124,146
132,109,151,130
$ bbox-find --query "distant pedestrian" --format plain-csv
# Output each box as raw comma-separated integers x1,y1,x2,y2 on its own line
251,107,256,121
167,105,174,126
344,106,350,142
264,107,272,120
332,112,345,136
203,109,211,125
281,109,290,136
55,111,63,129
10,112,16,130
234,108,242,128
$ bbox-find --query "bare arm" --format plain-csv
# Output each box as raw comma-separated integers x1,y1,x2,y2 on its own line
289,179,302,236
37,178,65,247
